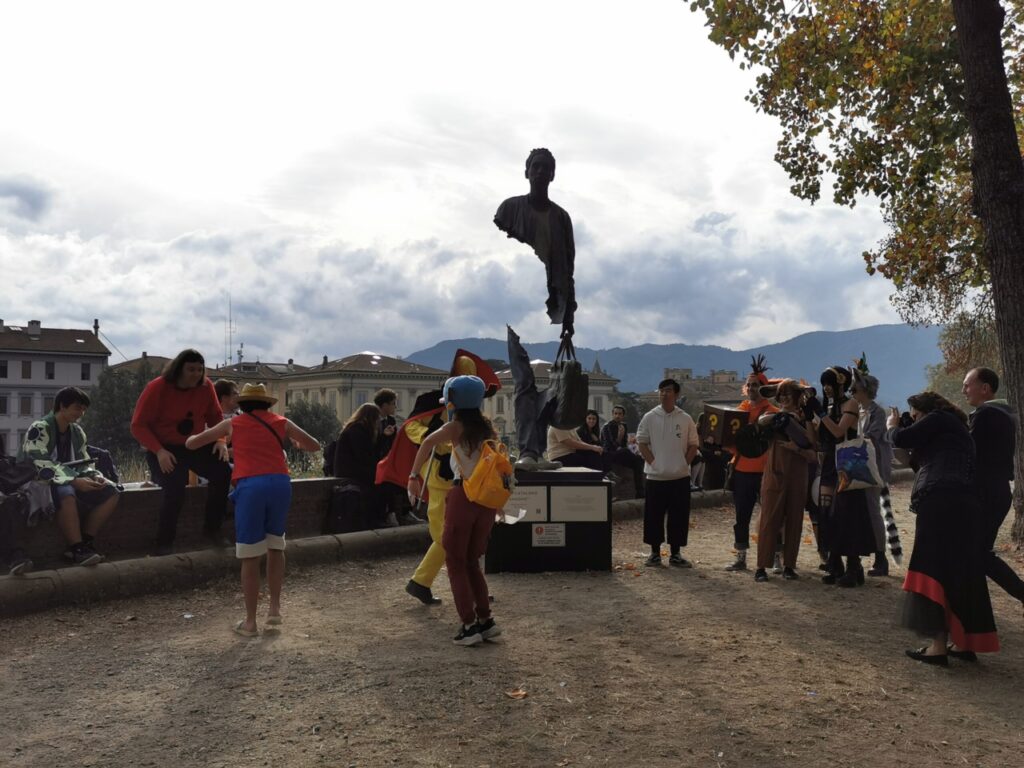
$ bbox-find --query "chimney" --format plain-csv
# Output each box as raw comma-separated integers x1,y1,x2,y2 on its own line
27,320,41,339
287,358,294,371
93,318,100,337
322,355,328,367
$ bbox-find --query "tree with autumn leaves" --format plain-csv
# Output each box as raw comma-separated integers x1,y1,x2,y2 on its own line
689,0,1024,545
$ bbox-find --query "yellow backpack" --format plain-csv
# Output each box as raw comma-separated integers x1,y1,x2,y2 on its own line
456,439,514,509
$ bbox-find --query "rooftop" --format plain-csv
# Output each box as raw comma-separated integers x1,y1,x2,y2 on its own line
0,320,109,356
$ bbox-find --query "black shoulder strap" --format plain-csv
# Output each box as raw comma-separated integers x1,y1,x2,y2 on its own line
246,413,287,450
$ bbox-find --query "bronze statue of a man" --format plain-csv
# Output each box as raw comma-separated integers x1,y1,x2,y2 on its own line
495,149,578,470
494,148,576,339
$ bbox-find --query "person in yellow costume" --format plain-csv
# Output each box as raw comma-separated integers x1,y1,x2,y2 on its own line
378,351,500,605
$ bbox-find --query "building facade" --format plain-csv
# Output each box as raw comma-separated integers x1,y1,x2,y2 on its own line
0,319,110,455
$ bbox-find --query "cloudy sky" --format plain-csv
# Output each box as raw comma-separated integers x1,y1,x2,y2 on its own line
0,0,900,367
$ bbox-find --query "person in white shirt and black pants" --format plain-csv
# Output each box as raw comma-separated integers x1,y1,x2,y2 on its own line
636,379,700,567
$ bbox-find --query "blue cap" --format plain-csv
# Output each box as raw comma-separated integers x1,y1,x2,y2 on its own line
442,375,485,410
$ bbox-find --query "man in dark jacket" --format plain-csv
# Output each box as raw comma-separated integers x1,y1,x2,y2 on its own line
963,367,1024,605
601,405,645,497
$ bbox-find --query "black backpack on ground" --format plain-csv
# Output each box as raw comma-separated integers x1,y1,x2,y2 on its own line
326,480,364,534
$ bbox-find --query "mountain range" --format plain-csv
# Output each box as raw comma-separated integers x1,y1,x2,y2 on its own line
405,324,945,408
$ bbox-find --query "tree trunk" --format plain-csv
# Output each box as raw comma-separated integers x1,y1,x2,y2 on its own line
952,0,1024,548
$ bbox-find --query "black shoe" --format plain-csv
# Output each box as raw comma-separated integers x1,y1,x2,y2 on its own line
203,529,232,549
946,645,978,662
783,567,799,580
669,553,693,568
822,573,838,585
155,544,174,557
8,555,33,576
65,543,102,567
837,570,862,588
754,569,768,582
397,511,424,526
453,624,483,646
477,617,502,640
645,552,662,567
868,553,889,577
405,580,441,606
724,556,748,572
905,647,948,666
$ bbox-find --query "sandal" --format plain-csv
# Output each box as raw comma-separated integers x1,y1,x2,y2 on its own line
266,615,283,626
233,620,259,638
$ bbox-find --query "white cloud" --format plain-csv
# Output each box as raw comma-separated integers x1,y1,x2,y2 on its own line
0,0,902,364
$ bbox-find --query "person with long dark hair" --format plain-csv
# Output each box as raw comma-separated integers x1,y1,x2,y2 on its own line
333,403,384,527
888,391,999,665
407,376,504,646
815,365,875,587
131,349,231,555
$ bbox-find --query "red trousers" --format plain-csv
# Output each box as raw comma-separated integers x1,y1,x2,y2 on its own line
442,485,495,626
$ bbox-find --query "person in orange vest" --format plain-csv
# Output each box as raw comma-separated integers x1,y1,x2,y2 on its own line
724,356,779,572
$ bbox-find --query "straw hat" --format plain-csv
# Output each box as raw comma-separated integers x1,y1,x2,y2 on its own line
237,382,277,405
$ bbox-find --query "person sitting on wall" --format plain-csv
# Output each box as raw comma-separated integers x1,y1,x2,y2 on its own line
19,386,120,566
131,349,232,555
215,379,240,420
547,421,605,471
601,405,646,498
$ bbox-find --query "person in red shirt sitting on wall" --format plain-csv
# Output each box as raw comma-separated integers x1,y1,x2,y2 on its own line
131,349,233,555
187,383,320,637
724,355,779,572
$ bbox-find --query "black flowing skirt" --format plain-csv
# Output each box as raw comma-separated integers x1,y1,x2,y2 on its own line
824,488,876,558
900,487,999,653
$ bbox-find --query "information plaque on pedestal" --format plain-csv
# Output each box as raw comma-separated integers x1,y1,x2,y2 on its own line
485,467,612,573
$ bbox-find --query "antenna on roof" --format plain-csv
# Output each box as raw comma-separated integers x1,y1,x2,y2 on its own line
224,293,237,368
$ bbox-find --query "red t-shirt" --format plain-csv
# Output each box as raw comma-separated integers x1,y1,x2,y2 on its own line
131,377,224,453
231,411,289,482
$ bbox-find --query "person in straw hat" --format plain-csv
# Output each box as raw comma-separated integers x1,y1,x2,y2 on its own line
187,382,320,637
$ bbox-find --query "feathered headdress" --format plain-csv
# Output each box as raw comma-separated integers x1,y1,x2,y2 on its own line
750,354,771,386
851,353,879,399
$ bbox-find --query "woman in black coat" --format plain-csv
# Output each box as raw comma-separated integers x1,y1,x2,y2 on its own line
333,403,382,526
887,392,998,665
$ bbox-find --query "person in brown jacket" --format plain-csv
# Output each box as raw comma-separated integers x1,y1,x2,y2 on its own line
754,380,818,582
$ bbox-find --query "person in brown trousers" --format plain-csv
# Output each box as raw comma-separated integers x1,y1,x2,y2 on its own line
754,380,818,582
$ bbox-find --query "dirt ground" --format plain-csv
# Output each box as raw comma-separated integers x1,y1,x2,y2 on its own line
2,484,1023,768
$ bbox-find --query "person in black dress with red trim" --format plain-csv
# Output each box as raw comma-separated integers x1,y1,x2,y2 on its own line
887,392,999,665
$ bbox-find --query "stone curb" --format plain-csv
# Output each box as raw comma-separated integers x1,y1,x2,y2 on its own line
0,525,432,619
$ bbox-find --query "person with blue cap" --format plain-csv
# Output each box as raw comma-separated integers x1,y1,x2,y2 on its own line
407,375,504,646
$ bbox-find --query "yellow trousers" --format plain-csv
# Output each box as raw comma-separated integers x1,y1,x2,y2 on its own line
411,479,451,588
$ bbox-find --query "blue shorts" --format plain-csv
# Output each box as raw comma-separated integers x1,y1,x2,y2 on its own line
230,474,291,558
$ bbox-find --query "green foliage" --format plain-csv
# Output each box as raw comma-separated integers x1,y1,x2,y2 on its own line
80,360,155,459
284,399,339,472
925,310,1005,404
688,0,1024,322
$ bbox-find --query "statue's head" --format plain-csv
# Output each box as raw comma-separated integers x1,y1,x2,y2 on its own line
525,148,556,183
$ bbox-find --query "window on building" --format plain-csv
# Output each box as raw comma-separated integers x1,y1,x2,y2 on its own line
0,394,7,415
0,360,6,378
285,391,293,406
20,396,32,416
496,396,505,414
42,395,55,413
45,361,55,380
22,360,31,379
81,362,91,381
594,395,603,413
356,390,368,406
0,432,5,454
328,390,337,409
17,430,27,447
